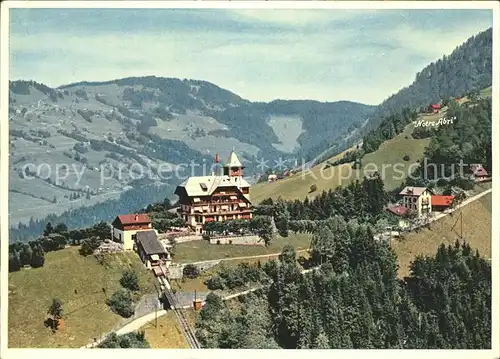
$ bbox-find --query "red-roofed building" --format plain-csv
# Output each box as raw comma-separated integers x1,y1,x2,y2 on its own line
386,205,411,230
111,214,153,250
428,103,441,113
431,195,455,211
387,205,409,217
470,164,489,182
399,186,433,216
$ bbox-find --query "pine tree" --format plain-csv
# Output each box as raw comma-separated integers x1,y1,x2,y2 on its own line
47,298,63,330
30,246,45,268
19,245,33,266
273,198,290,237
9,251,22,272
313,330,330,349
43,222,54,236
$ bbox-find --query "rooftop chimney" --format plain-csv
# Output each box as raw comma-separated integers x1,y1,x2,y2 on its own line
135,214,138,221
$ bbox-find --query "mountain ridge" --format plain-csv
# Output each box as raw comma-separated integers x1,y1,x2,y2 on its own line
8,26,492,239
8,76,374,234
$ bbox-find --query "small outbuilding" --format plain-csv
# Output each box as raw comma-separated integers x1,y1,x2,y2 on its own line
431,195,455,212
136,230,170,269
428,103,441,113
470,164,489,182
268,174,278,182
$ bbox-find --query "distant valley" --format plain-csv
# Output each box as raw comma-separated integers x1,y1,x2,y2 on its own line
8,78,374,231
8,27,492,241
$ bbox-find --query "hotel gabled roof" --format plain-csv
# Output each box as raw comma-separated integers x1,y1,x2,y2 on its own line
223,150,244,168
175,175,251,200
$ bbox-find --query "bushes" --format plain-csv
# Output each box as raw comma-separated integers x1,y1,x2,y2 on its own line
152,217,186,233
77,109,94,123
412,126,434,139
309,184,317,193
204,262,268,291
106,289,135,318
205,275,225,290
98,331,150,348
436,178,449,187
202,217,274,245
79,236,102,256
120,269,140,292
74,89,88,100
403,154,410,161
183,264,200,279
450,177,476,191
8,242,46,272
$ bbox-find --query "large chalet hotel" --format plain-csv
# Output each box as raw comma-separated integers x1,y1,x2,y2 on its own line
175,151,253,233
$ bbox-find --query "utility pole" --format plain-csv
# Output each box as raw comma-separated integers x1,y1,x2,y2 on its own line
460,209,463,240
451,208,463,240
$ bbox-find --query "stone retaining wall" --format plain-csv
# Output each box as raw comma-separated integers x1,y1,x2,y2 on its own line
209,235,262,246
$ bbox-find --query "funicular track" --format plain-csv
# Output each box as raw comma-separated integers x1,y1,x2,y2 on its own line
158,267,201,349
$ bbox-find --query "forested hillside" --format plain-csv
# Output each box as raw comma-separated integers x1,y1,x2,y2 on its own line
9,76,373,234
367,27,492,132
196,219,491,349
53,76,375,162
405,97,492,188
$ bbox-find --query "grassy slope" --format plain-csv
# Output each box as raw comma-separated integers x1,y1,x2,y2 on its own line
480,86,492,98
142,309,197,349
8,247,157,348
170,254,300,294
252,122,431,203
392,192,492,278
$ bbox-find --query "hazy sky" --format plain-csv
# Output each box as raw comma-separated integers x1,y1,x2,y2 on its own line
9,8,492,105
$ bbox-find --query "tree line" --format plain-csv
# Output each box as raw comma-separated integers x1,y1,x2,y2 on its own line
256,173,391,236
8,221,111,272
97,331,150,348
362,107,418,154
202,216,275,245
10,182,174,242
196,217,491,349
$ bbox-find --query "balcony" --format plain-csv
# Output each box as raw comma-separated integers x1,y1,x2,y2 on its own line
180,203,252,214
180,208,253,216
